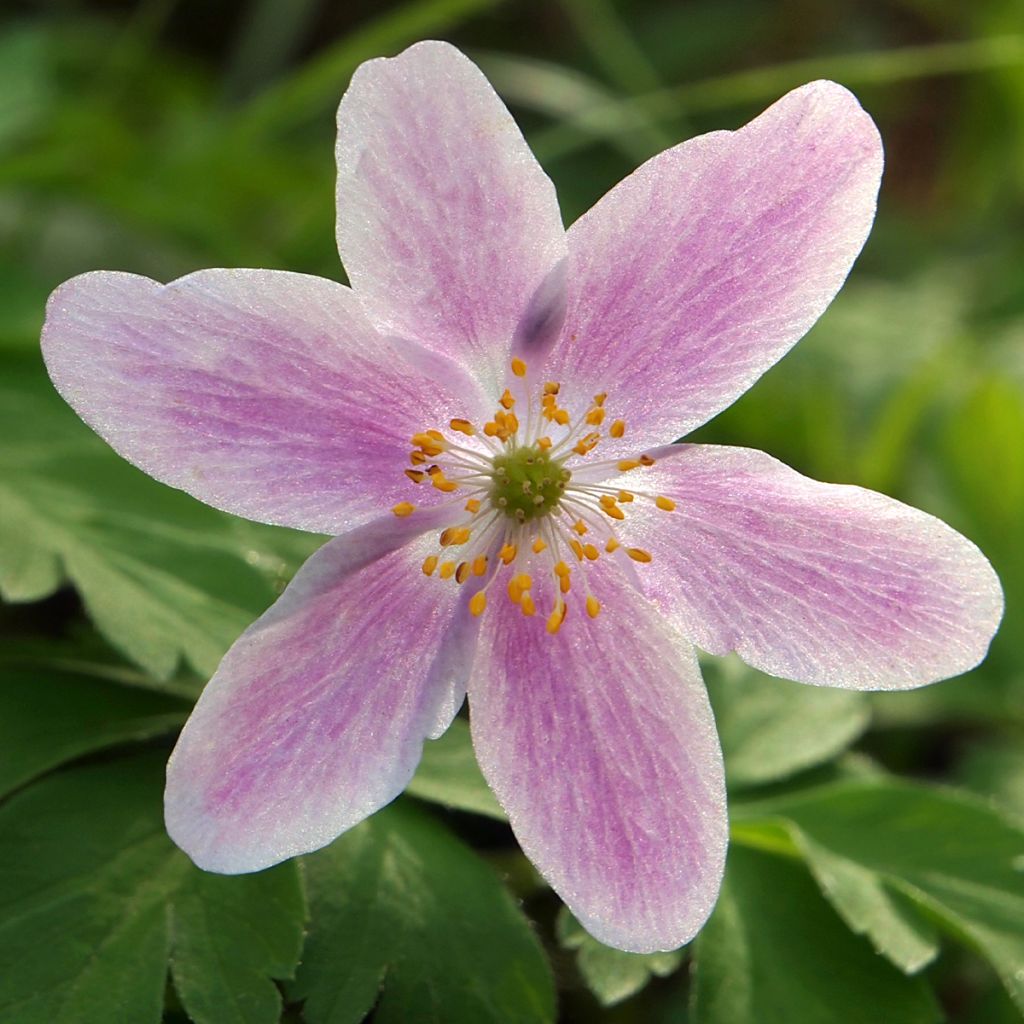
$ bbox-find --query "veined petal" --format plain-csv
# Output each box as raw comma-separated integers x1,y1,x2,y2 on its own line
546,81,882,452
469,568,727,953
42,269,483,534
336,40,567,396
165,511,477,873
622,445,1003,690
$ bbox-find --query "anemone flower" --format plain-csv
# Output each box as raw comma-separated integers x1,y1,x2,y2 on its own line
41,41,1002,953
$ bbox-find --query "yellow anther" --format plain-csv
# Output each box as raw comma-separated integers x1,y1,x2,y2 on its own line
609,419,626,438
586,595,601,618
559,573,571,594
554,561,571,578
511,357,527,377
573,519,588,536
465,497,481,513
422,555,439,576
532,538,547,553
585,407,606,426
617,459,641,472
455,562,470,584
554,409,570,426
439,526,471,546
411,432,444,455
410,450,427,465
450,418,475,436
569,538,585,561
432,473,459,493
392,502,416,517
546,600,567,634
573,431,601,456
499,388,516,410
470,592,487,616
599,494,618,509
472,555,488,576
626,547,653,563
640,454,656,466
405,469,426,484
520,593,537,617
500,543,518,565
602,504,626,521
439,561,457,579
593,392,607,406
484,422,499,437
543,381,560,395
583,544,600,561
537,436,552,451
605,537,620,553
655,496,677,512
617,490,635,503
514,573,533,592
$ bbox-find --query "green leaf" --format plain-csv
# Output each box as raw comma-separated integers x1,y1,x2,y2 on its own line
406,718,506,819
958,743,1024,819
556,906,684,1007
289,800,555,1024
0,753,305,1024
0,357,319,679
0,664,189,797
690,845,941,1024
735,779,1024,1010
703,655,871,788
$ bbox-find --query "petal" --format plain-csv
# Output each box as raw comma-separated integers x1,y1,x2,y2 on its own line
621,444,1003,690
546,81,882,452
469,568,727,952
42,269,485,534
336,40,567,395
165,510,478,872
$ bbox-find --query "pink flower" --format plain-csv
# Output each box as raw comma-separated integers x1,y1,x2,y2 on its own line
41,41,1002,952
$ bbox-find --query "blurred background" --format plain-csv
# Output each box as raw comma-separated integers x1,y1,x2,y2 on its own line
1,1,1023,1022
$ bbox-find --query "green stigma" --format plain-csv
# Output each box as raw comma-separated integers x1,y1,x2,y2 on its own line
490,446,570,521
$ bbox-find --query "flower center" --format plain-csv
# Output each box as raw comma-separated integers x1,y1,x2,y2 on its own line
489,447,570,522
391,357,677,633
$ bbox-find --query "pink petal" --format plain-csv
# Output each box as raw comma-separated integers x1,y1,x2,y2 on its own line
622,444,1003,690
42,269,483,534
165,511,477,872
336,40,567,396
545,81,882,453
469,568,727,952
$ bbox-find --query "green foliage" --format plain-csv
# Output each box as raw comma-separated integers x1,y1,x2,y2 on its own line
733,779,1024,1010
557,908,685,1007
288,801,555,1024
0,357,318,680
703,655,871,788
691,845,941,1024
0,754,305,1024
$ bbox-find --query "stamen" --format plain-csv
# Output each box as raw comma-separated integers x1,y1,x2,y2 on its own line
586,595,601,618
532,537,547,553
465,498,481,512
626,547,653,563
546,599,567,634
439,561,457,579
450,418,476,436
609,419,626,438
511,357,527,377
422,555,438,576
392,502,416,517
455,562,470,584
470,592,487,616
472,555,488,576
655,496,676,511
520,593,537,617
